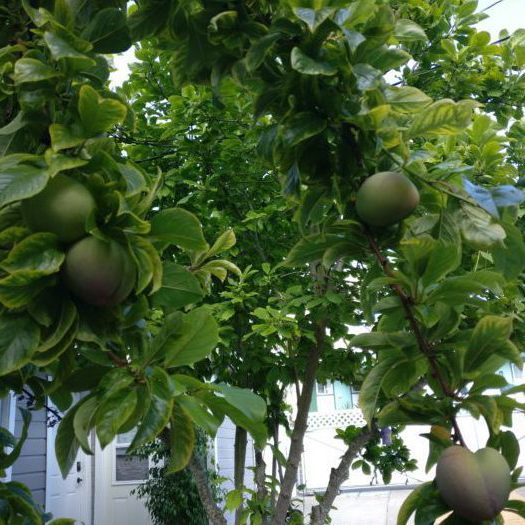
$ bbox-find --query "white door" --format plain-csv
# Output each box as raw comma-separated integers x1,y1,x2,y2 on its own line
94,430,152,525
46,422,92,524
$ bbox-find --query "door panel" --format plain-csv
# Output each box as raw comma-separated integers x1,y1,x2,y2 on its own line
94,435,152,525
46,422,92,524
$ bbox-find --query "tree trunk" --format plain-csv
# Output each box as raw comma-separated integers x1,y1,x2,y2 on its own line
234,426,248,525
270,321,326,525
189,452,227,525
309,426,378,525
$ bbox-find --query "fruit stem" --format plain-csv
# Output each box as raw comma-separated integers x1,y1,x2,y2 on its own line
365,227,467,448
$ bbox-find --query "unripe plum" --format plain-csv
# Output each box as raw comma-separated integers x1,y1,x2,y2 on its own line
436,446,511,522
21,174,96,243
63,236,136,307
355,171,420,227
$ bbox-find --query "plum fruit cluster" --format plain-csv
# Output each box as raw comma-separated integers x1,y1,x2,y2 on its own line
436,446,511,522
22,174,136,307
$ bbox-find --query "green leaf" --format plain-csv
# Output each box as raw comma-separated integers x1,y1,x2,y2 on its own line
1,233,64,275
13,58,60,84
290,47,337,76
0,314,40,376
0,272,55,308
284,231,364,267
491,222,525,279
396,482,435,525
385,86,432,112
78,85,127,136
49,124,86,151
199,392,267,448
152,308,219,368
421,242,461,289
216,384,267,423
409,99,479,137
245,33,281,72
176,395,221,436
150,208,208,252
129,367,174,452
37,298,77,353
428,270,504,305
43,31,94,65
359,356,399,424
152,262,204,310
56,404,81,477
458,204,506,250
394,19,428,42
0,163,48,209
225,489,243,511
280,112,327,148
0,408,31,468
96,389,138,448
206,229,236,258
81,8,131,53
167,403,195,473
293,7,334,31
73,396,98,454
48,520,77,524
500,431,520,470
505,500,525,517
464,316,513,374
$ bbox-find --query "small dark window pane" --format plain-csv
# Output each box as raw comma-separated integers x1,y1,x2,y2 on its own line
115,448,149,482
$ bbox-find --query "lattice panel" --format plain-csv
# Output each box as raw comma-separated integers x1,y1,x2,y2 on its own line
307,409,365,431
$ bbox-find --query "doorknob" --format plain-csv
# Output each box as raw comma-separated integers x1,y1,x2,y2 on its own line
77,477,83,484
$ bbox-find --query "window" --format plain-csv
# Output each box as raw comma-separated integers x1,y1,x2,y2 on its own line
317,382,333,395
113,430,150,484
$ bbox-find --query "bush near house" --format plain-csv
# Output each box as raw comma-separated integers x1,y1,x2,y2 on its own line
1,1,525,525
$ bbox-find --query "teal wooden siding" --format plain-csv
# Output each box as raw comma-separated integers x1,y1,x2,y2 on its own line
309,388,318,412
334,381,353,410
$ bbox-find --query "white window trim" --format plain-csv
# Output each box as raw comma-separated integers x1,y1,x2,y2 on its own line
112,440,151,486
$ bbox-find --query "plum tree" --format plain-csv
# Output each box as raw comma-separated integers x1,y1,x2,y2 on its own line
355,172,420,227
63,236,136,307
435,446,511,522
21,174,96,243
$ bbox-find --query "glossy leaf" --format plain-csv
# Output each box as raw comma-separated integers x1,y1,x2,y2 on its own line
0,314,40,375
150,208,208,252
151,262,204,310
78,85,127,136
167,403,195,473
152,308,219,368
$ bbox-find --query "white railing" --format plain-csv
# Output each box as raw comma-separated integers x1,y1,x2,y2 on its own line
307,409,365,431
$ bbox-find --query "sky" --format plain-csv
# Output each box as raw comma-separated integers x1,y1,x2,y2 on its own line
109,1,525,88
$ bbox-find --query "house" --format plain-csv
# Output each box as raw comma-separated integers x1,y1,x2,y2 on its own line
1,394,153,525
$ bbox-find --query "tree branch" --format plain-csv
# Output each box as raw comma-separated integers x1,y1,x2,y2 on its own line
270,320,326,525
309,425,378,525
364,229,466,447
188,452,227,525
234,426,248,525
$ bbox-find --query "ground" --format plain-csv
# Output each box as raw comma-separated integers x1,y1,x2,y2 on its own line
302,488,525,524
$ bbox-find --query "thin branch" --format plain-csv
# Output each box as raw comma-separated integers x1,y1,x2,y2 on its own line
21,388,62,422
309,425,378,525
270,319,326,525
364,229,466,448
188,452,227,525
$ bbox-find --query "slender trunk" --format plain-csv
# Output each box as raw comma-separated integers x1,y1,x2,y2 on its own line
270,321,326,525
234,426,248,525
189,452,227,525
273,423,284,484
255,449,270,525
309,426,378,525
